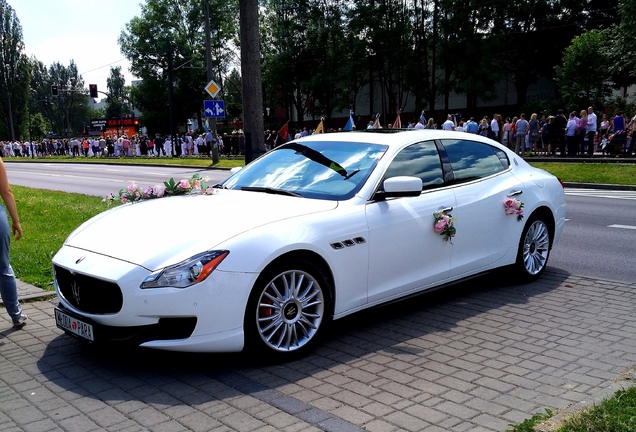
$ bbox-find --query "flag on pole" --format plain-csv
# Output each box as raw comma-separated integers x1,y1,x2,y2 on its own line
314,118,325,134
344,110,355,131
277,121,289,142
393,109,402,129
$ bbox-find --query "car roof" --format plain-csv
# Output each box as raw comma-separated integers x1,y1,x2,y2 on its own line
294,129,500,148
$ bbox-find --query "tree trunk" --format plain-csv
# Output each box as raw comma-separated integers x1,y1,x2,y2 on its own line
240,0,265,163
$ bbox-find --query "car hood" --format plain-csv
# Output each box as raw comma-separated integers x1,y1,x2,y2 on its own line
64,190,337,270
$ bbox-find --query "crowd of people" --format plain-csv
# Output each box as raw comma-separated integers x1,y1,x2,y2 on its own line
0,130,246,159
281,108,635,157
408,108,636,157
4,108,636,159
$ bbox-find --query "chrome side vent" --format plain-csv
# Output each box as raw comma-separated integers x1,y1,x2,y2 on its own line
330,237,367,250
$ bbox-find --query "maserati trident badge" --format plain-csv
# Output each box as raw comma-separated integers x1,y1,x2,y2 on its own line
70,280,81,305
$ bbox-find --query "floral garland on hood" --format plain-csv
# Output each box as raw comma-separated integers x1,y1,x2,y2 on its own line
103,173,215,204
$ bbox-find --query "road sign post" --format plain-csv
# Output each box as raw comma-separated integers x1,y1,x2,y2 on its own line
203,100,225,118
203,78,221,164
205,80,220,98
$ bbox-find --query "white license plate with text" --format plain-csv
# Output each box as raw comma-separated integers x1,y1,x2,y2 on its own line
55,308,94,342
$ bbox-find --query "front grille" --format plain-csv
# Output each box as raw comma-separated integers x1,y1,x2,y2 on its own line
54,265,123,314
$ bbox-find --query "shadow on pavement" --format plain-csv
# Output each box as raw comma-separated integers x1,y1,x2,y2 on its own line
36,267,570,407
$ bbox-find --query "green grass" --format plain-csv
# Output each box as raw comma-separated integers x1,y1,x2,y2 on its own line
509,385,636,431
530,162,636,186
10,186,109,290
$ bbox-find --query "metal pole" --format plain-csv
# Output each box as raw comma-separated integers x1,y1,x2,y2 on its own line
205,0,219,164
167,40,175,157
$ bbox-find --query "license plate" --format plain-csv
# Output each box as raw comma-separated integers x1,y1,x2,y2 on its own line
55,308,94,342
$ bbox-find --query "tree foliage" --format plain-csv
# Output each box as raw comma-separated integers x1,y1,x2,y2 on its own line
555,30,613,110
3,0,636,142
0,0,29,140
47,61,91,137
118,0,239,135
105,66,132,120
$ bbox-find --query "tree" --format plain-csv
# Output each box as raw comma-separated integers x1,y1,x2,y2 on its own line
613,0,636,91
240,0,265,161
0,0,30,140
28,57,53,134
349,0,415,124
105,66,132,121
223,68,242,120
261,0,315,129
47,61,91,137
555,30,612,109
118,0,239,135
28,111,47,140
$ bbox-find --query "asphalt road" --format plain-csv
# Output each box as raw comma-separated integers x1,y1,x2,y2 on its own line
551,187,636,283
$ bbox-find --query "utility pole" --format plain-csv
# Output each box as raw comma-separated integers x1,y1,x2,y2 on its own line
239,0,265,163
167,40,175,156
204,0,219,164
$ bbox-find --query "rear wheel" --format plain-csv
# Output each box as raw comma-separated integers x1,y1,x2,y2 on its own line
515,214,551,280
245,258,331,357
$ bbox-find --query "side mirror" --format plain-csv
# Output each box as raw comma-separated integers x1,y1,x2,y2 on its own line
376,176,423,199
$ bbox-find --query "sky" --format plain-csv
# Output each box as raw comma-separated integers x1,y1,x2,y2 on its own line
10,0,143,102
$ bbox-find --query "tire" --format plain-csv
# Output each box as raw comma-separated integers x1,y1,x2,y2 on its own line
515,214,552,281
245,258,332,357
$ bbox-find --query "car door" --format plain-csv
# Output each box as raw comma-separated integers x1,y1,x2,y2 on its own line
439,138,523,277
366,141,455,304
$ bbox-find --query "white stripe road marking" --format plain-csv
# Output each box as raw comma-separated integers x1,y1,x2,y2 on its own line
6,169,132,183
608,224,636,230
565,189,636,200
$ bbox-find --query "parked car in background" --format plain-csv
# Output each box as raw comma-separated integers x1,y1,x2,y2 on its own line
52,129,566,358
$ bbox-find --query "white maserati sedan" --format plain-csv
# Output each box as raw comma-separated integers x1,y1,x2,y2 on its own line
52,129,566,358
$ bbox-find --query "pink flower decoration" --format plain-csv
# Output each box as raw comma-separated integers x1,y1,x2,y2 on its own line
177,179,191,190
433,211,456,242
112,174,211,204
153,184,166,197
504,198,524,221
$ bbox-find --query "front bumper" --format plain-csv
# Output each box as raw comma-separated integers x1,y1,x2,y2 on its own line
52,246,257,352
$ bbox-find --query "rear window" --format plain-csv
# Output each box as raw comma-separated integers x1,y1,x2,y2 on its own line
441,139,509,183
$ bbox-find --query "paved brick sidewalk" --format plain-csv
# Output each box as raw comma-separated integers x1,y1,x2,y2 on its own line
1,268,636,432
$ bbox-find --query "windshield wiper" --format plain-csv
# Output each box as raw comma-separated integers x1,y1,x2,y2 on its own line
344,169,360,180
241,186,302,197
286,143,349,178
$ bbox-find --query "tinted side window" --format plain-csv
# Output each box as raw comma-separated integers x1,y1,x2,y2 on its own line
383,141,444,190
441,139,508,183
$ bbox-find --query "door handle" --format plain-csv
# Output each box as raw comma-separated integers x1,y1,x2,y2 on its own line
507,190,523,197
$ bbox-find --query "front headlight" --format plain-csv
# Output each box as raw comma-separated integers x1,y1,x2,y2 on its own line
140,250,229,289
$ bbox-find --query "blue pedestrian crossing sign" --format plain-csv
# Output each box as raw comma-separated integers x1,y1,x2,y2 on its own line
204,100,225,118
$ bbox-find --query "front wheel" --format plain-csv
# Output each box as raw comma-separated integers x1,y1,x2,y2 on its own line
245,259,331,357
515,214,552,280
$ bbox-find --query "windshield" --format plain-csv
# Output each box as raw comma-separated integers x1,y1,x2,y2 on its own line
220,140,387,200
